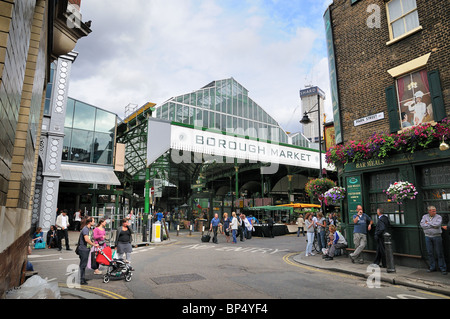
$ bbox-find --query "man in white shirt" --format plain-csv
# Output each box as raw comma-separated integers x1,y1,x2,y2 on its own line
56,210,71,251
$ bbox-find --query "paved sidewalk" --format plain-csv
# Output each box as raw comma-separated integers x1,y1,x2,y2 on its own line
292,251,450,297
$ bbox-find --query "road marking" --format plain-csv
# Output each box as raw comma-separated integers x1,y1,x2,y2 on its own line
59,283,127,299
182,243,289,255
282,252,358,280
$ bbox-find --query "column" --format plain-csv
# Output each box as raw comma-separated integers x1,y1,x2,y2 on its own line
38,52,78,232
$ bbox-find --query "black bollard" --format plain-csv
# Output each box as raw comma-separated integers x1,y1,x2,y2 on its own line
384,232,396,273
142,224,147,242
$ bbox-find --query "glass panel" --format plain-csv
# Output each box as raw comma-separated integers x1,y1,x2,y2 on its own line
195,107,202,126
73,101,96,131
402,0,417,13
69,129,94,162
169,103,176,121
65,98,75,128
95,109,116,133
404,10,419,32
388,0,402,22
183,106,190,124
203,110,209,127
161,104,168,120
93,132,114,165
62,127,72,161
174,104,181,123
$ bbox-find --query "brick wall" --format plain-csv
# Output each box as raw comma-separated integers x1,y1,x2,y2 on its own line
0,0,47,298
328,0,450,143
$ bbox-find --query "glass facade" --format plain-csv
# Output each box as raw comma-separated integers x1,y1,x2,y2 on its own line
63,97,117,165
155,78,309,147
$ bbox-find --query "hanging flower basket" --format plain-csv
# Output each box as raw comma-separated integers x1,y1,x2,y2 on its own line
305,178,336,200
384,181,418,204
323,186,346,206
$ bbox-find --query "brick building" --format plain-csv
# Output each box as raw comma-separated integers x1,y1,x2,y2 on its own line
0,0,90,297
324,0,449,267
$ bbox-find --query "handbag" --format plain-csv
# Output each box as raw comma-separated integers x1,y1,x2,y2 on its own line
34,241,46,249
90,251,98,269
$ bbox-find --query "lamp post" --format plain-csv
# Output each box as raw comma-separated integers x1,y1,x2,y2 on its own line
300,94,323,178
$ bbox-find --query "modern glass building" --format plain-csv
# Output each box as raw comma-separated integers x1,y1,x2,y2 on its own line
155,77,310,148
62,97,117,165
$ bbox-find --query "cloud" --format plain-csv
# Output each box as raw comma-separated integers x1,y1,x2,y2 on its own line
69,0,332,132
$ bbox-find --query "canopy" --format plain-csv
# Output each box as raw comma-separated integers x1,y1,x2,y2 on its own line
276,203,321,209
245,205,293,211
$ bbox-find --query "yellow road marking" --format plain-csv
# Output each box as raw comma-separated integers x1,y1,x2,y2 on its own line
59,283,127,299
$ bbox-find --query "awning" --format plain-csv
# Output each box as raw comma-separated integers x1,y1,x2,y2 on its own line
60,164,121,186
277,203,321,209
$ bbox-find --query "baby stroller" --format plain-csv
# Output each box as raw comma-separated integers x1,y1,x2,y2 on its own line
95,246,133,283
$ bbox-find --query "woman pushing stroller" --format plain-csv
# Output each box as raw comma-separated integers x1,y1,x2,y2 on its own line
115,218,134,271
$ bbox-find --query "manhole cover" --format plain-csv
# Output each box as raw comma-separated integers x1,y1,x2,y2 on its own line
151,273,206,285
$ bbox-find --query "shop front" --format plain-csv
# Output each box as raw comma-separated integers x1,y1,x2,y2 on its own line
338,147,450,267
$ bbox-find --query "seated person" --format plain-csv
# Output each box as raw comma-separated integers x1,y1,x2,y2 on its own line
32,227,44,248
46,225,58,248
324,225,347,261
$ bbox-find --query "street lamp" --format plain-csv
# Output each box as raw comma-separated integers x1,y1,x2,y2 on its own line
300,94,323,178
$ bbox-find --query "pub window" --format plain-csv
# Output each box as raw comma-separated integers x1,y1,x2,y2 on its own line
386,0,420,41
396,69,433,129
368,170,405,225
421,163,450,218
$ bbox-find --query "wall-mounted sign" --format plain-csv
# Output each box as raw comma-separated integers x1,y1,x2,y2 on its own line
354,112,384,127
346,176,362,218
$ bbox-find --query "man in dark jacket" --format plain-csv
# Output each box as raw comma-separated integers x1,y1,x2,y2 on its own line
372,208,390,268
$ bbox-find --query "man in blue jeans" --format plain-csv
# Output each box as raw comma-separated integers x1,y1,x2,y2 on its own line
210,213,221,244
420,206,447,275
349,205,373,264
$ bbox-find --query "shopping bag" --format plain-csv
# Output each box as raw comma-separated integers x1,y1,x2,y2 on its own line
34,241,45,249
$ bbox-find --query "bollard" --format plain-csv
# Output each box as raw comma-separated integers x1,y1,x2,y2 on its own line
177,224,179,237
142,224,147,242
384,232,396,273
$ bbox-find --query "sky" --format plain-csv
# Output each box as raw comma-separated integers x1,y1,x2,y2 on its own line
68,0,334,134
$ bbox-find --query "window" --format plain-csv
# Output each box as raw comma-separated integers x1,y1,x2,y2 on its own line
387,0,420,41
396,69,433,128
368,170,405,225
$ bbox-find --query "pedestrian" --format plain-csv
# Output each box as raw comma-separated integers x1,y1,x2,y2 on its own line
420,206,447,275
267,215,274,238
46,225,57,249
114,218,134,270
230,212,239,244
442,214,450,268
31,227,44,248
372,208,390,268
238,213,246,241
324,224,347,260
73,209,82,231
349,205,372,264
305,213,315,256
91,218,107,275
245,215,253,239
222,213,232,243
315,212,327,252
56,209,71,251
210,213,220,244
127,210,136,231
77,216,99,285
297,214,305,237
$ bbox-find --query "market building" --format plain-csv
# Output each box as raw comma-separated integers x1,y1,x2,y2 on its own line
115,78,333,230
0,0,91,296
324,0,449,267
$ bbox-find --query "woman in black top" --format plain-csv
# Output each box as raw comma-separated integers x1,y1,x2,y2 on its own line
115,218,134,269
